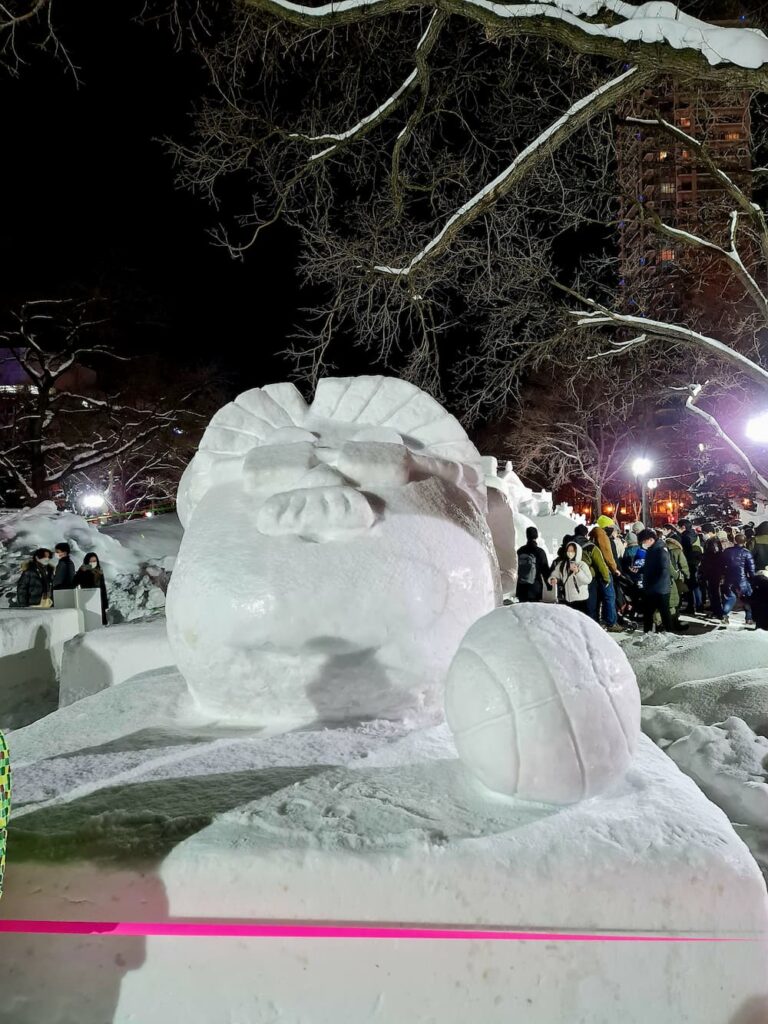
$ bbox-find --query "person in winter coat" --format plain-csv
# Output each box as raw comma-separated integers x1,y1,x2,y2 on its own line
548,540,592,614
74,552,110,625
52,543,76,597
717,529,733,551
750,570,768,630
16,549,54,608
573,524,610,622
658,525,690,621
605,525,626,562
638,529,674,633
753,521,768,572
515,528,552,603
0,729,9,899
699,536,726,621
590,517,621,631
722,534,756,626
678,519,702,613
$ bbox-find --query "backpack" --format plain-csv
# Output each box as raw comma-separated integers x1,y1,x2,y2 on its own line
517,551,538,586
580,544,597,579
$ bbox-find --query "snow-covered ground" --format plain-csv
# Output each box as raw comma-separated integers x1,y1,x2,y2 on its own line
621,627,768,881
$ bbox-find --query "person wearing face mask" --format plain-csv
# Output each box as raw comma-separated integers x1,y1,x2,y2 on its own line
52,542,76,596
74,551,109,625
16,548,54,608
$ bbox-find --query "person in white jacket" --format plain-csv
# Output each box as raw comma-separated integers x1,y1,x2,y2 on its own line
549,539,593,614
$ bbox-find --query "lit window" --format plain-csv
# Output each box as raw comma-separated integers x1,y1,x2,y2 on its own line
660,183,675,194
681,149,691,159
659,150,669,161
725,131,741,141
679,116,692,128
659,249,675,262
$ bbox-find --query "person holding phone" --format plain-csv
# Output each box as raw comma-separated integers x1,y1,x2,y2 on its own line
548,540,592,615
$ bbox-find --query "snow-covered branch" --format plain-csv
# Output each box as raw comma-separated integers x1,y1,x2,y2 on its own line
375,66,649,277
243,0,768,85
683,382,768,496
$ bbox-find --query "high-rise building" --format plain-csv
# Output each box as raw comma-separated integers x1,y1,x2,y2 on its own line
616,77,752,338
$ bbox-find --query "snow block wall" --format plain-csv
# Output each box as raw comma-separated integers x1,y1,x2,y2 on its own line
167,377,500,725
0,608,82,729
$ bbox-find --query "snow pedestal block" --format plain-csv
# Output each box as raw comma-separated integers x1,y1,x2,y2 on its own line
0,608,82,729
58,617,174,706
2,666,766,1024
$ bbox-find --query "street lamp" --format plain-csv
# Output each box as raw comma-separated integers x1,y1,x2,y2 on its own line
83,493,106,512
631,457,653,526
746,411,768,444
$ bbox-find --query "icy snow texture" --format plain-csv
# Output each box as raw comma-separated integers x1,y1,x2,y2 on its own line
58,617,174,707
622,631,768,880
446,604,640,802
167,377,500,724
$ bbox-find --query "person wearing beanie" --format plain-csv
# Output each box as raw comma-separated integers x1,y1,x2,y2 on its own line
629,520,645,536
717,529,733,550
515,526,552,604
637,528,674,633
589,517,622,631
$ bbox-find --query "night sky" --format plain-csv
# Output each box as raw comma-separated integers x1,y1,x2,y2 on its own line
1,1,299,386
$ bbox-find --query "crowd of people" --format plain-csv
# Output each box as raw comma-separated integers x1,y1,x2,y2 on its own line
15,543,109,624
516,516,768,634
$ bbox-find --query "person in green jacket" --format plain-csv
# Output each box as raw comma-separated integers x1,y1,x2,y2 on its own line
0,731,9,898
659,525,690,625
573,524,610,624
753,521,768,572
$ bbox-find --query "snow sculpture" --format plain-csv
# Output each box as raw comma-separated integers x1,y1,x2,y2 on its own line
445,604,640,804
167,376,500,724
482,458,517,596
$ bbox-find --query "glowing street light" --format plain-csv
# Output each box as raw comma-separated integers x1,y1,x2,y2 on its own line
631,456,653,527
746,411,768,444
83,493,106,511
647,478,659,490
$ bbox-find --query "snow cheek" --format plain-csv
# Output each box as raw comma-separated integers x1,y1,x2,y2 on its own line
256,486,377,540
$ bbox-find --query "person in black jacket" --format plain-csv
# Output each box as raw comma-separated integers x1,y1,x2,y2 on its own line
74,552,109,625
638,529,674,633
722,534,756,626
16,548,54,608
700,536,725,621
515,527,551,603
52,543,76,598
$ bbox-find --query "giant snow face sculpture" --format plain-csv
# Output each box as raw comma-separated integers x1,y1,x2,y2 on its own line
166,377,500,725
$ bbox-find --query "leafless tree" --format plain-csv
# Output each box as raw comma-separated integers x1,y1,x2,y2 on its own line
0,299,207,505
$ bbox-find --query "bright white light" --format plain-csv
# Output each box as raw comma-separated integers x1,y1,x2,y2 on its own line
647,478,659,490
145,511,154,518
632,457,652,476
746,411,768,444
83,493,106,511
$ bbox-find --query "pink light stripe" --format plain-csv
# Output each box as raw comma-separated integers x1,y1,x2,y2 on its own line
0,919,754,942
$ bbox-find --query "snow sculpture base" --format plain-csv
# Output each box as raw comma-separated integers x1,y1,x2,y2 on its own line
2,671,767,1024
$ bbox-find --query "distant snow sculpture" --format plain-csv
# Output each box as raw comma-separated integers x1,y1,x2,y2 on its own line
446,604,640,804
167,376,500,724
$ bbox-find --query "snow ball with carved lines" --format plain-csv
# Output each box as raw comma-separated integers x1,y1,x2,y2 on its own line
166,376,500,725
446,604,641,804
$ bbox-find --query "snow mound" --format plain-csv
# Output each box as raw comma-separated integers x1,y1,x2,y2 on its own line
0,504,182,624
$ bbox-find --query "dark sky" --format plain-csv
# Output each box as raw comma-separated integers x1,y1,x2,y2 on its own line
1,1,299,386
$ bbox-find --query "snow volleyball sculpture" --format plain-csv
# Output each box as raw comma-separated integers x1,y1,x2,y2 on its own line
167,376,500,724
446,604,641,804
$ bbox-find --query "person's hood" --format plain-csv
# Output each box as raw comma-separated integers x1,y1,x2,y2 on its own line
565,543,584,564
630,521,645,534
666,537,683,552
756,521,768,535
596,515,615,530
625,531,638,546
573,535,588,548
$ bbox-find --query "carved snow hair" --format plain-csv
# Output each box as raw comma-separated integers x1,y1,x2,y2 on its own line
178,376,482,530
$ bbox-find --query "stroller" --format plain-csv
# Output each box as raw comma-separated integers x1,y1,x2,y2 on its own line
616,569,644,630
